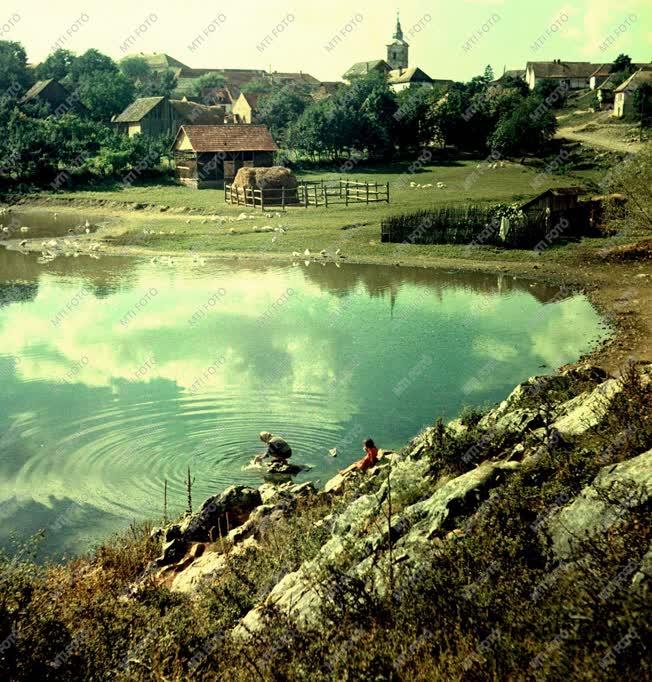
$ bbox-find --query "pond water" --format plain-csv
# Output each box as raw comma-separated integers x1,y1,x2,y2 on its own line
0,247,610,559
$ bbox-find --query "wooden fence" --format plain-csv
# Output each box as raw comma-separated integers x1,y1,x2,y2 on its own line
380,205,593,250
224,179,390,210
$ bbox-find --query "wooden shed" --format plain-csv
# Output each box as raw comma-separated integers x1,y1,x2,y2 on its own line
520,187,584,213
172,125,278,189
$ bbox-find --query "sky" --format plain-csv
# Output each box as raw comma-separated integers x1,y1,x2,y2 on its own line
2,0,651,82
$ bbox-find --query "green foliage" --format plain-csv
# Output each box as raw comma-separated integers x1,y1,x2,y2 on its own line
0,41,32,96
489,96,557,155
257,82,311,143
191,72,226,97
534,78,569,109
613,53,633,74
77,70,135,121
241,76,273,95
33,49,76,82
119,55,151,82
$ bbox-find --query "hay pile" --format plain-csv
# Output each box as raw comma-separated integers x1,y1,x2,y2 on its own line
233,166,298,191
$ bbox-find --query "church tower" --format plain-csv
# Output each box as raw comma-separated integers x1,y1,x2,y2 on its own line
386,12,409,70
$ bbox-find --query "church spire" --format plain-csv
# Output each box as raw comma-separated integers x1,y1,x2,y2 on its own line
393,11,404,41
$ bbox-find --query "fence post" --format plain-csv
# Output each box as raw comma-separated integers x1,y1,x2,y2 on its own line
303,182,308,208
386,182,390,204
345,181,349,207
366,183,369,205
324,186,328,209
281,186,285,210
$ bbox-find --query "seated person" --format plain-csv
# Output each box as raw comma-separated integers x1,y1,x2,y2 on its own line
255,431,292,464
340,438,379,475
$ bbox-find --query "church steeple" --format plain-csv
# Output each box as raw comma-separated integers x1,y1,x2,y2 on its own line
393,12,404,42
387,10,409,70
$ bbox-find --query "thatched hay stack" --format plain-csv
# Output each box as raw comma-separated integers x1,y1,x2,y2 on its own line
233,166,298,191
232,166,299,205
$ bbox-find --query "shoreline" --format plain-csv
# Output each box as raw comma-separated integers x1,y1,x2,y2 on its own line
3,202,650,374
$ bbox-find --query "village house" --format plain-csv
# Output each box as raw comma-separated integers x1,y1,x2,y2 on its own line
490,69,526,87
171,124,278,188
525,61,598,90
112,96,225,137
590,62,650,90
343,60,391,82
520,187,584,213
232,93,261,124
613,67,652,118
20,79,88,116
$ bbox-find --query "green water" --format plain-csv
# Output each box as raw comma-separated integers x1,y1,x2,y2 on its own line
0,246,610,558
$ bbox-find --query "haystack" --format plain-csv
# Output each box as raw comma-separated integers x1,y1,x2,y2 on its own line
233,166,298,191
232,166,299,205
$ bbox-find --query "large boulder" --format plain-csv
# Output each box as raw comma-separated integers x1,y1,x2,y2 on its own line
547,448,652,559
180,485,262,542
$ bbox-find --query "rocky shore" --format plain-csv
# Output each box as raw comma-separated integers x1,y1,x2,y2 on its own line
142,362,651,640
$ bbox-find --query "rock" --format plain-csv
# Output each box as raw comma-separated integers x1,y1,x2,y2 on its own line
547,449,652,559
181,486,262,542
156,537,189,567
551,378,623,436
324,472,348,494
170,550,228,593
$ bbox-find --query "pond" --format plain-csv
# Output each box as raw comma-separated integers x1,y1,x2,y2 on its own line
0,247,610,559
0,208,111,241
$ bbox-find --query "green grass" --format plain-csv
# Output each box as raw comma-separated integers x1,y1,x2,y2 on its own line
31,159,609,265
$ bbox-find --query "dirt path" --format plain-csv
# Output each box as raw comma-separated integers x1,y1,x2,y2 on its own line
556,127,644,154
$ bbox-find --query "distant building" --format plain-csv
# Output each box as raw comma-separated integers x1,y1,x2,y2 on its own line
343,60,391,82
232,93,261,124
172,124,278,188
525,61,598,90
590,62,650,90
311,81,344,102
613,67,652,118
490,69,526,87
387,67,449,93
112,96,225,137
20,79,88,116
343,13,444,92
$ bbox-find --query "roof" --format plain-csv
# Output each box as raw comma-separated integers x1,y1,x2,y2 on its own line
311,81,344,101
138,53,190,71
387,67,434,85
591,62,650,79
173,125,278,152
615,68,652,93
114,97,165,123
493,69,526,83
343,60,391,80
520,186,584,209
20,79,55,102
270,72,321,86
169,100,225,124
526,61,597,79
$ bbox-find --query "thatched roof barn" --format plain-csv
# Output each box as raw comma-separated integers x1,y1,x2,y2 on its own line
20,79,88,116
172,124,278,189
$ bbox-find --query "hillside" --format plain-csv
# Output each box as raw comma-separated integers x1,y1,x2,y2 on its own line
1,361,650,680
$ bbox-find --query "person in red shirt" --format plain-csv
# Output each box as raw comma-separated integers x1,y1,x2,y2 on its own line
340,438,379,475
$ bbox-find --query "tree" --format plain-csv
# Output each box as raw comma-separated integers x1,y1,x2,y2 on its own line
258,82,311,143
633,83,652,125
241,77,273,95
136,69,177,98
34,50,77,82
483,65,495,82
0,41,32,97
192,72,226,97
613,54,633,75
78,70,134,121
394,87,439,152
119,56,151,82
534,78,568,108
488,96,557,155
70,49,118,83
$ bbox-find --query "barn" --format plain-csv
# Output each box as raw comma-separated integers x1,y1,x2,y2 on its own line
172,125,278,189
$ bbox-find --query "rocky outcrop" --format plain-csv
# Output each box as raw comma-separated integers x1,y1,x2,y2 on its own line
547,448,652,559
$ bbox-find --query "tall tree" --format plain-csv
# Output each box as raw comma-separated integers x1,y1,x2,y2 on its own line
34,49,77,82
0,41,32,96
613,54,633,74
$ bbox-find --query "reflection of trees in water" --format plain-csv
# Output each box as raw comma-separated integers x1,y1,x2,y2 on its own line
0,282,38,308
0,249,138,301
300,262,565,307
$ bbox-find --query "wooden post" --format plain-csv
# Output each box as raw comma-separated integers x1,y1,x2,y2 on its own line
303,182,308,208
261,188,265,212
366,182,370,205
386,182,390,204
345,181,349,207
281,186,285,210
324,186,328,208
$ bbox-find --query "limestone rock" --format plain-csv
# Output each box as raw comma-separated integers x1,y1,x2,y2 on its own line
551,378,623,436
547,449,652,559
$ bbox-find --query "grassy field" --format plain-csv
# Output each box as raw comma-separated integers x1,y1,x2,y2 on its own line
30,159,612,263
